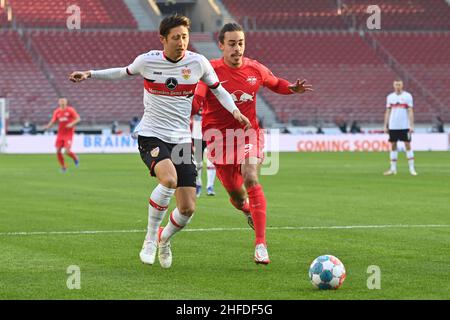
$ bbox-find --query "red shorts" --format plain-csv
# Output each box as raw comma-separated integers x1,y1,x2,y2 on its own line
207,129,265,193
215,164,244,193
55,135,73,149
206,129,265,166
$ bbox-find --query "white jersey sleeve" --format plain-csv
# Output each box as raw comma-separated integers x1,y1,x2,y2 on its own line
90,67,128,80
126,54,146,76
406,93,413,108
199,55,219,88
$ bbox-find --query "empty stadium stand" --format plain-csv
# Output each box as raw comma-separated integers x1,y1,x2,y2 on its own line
221,0,450,31
221,0,348,30
1,0,449,126
5,0,137,29
0,31,59,124
241,31,420,124
341,0,450,31
27,30,167,125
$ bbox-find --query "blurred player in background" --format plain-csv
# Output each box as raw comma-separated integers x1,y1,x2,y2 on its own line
383,80,417,176
69,14,250,269
191,107,217,197
193,23,313,264
44,98,80,172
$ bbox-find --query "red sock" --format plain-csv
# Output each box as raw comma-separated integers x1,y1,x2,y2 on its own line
229,197,250,214
247,184,267,245
57,152,66,168
67,151,78,161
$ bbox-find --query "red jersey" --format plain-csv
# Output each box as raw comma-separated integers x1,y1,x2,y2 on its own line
194,57,293,134
50,106,79,137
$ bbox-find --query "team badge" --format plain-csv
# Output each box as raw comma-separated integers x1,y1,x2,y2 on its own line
247,76,257,86
182,67,191,80
150,147,160,157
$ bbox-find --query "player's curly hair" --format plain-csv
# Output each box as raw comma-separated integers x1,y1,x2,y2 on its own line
159,14,191,38
218,22,244,44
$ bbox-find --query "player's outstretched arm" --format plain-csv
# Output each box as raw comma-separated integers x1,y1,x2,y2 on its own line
69,71,90,83
43,120,54,131
69,67,133,83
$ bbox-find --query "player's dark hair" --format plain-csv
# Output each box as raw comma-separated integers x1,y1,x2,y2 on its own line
159,14,191,38
218,22,244,44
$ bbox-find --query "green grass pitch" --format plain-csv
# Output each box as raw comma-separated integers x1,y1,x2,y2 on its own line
0,152,449,299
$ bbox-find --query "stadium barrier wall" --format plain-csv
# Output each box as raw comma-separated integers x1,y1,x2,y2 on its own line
2,133,449,154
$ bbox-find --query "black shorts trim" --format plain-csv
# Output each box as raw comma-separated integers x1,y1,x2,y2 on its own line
138,136,197,188
388,129,411,142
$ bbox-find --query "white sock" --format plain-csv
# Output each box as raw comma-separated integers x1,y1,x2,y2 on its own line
145,184,175,242
196,163,202,187
406,150,415,171
160,208,193,243
390,151,398,171
206,158,216,188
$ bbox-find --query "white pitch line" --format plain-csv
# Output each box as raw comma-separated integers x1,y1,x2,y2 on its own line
0,224,449,237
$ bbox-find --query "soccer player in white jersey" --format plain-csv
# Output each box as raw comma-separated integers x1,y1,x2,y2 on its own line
69,14,251,268
191,109,217,197
383,80,417,176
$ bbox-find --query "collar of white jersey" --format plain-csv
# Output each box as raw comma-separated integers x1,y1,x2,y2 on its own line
162,51,186,64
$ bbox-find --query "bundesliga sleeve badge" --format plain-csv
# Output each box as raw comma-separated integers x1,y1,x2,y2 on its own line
151,147,160,157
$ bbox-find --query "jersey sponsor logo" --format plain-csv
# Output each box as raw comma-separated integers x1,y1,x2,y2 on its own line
151,147,160,157
181,67,191,80
153,71,162,75
390,103,408,109
145,80,196,96
165,77,178,90
246,76,257,86
230,90,254,104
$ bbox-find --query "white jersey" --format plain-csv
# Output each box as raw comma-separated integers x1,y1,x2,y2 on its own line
386,91,413,130
127,50,220,144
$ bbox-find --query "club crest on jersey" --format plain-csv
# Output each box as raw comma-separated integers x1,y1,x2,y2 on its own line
150,147,160,157
181,67,191,80
165,77,178,90
247,76,257,86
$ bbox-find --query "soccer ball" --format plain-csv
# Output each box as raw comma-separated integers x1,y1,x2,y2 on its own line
309,255,346,290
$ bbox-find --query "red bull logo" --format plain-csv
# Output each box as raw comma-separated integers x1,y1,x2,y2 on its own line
231,90,254,104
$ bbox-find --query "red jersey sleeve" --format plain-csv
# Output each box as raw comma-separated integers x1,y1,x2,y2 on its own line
50,109,58,122
68,106,80,119
257,62,293,95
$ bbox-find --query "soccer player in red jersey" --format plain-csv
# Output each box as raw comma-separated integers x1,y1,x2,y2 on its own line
44,98,81,172
193,23,313,264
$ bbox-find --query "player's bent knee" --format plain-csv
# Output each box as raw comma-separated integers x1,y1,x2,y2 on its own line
243,174,259,188
159,176,177,189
